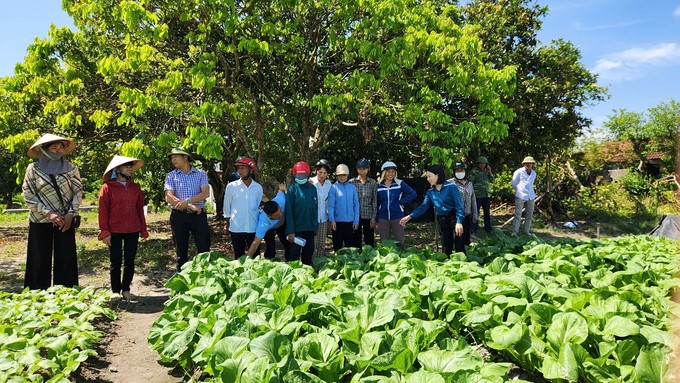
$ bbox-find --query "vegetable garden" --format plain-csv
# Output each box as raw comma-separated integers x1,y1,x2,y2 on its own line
0,287,115,383
147,233,679,382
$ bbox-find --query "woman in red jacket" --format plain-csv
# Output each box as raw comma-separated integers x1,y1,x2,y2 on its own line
98,155,148,301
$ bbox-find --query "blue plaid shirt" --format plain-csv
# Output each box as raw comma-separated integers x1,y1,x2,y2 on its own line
164,167,209,208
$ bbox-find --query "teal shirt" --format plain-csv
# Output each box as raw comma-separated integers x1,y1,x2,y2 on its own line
285,181,319,234
468,168,494,198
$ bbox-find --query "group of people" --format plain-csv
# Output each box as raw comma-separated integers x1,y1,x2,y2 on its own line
21,132,538,297
220,154,529,264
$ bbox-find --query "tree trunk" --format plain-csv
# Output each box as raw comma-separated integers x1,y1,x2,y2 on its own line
565,160,584,189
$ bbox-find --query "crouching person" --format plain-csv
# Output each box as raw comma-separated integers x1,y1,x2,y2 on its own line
246,185,290,260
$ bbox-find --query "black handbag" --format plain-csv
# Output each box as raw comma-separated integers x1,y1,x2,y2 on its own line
48,174,81,229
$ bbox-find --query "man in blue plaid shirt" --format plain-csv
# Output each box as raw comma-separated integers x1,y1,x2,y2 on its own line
350,158,378,247
164,147,211,271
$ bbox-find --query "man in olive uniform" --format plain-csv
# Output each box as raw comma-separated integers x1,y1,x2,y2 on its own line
467,156,494,234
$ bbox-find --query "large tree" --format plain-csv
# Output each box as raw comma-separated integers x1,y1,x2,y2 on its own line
1,0,515,211
460,0,606,169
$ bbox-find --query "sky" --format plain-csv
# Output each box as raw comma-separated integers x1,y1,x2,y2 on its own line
1,1,678,137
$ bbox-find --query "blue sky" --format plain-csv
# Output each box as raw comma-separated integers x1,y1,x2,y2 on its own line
1,1,678,136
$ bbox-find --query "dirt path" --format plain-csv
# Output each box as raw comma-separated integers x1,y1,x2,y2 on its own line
74,273,184,383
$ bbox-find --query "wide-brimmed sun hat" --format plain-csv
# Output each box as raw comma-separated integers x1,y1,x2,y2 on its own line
477,156,489,164
102,155,144,181
28,133,76,160
522,156,536,164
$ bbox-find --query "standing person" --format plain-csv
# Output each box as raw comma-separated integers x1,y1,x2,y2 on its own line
285,161,318,266
98,155,148,301
399,165,464,256
22,134,82,289
350,158,378,247
468,156,494,234
223,157,262,258
164,147,211,271
376,161,416,248
511,156,537,235
245,184,290,260
449,162,477,254
328,164,360,251
310,159,332,258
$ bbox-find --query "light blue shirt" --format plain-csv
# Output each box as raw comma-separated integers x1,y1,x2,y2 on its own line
223,178,263,233
255,192,286,238
328,181,360,225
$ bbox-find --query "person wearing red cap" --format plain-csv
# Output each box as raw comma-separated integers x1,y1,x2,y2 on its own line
223,157,263,258
285,161,318,266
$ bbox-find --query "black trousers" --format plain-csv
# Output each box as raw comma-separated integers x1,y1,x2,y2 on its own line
332,221,355,251
230,231,256,258
263,224,289,260
25,222,78,289
453,214,471,255
437,214,455,256
288,230,315,266
109,232,139,293
170,210,211,271
352,218,375,247
475,197,493,233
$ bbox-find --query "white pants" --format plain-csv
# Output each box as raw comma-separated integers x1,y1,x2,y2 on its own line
512,197,535,235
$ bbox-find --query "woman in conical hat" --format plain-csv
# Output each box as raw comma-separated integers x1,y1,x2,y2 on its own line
98,155,148,301
21,133,82,289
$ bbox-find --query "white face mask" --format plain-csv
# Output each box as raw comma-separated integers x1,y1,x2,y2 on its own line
455,172,466,180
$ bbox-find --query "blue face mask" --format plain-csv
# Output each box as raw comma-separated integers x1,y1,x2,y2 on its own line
295,178,308,185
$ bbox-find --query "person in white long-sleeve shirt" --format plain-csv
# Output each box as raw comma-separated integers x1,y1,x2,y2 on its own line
511,156,537,235
223,157,263,257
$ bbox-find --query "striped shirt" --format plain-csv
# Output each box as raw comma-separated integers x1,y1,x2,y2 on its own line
449,178,478,220
350,176,378,219
164,167,209,208
22,163,82,223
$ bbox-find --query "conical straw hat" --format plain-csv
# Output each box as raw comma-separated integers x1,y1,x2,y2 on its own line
102,155,144,181
27,133,76,159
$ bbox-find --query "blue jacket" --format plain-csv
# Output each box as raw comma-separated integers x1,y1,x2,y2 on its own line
409,181,464,224
328,181,360,224
376,179,417,220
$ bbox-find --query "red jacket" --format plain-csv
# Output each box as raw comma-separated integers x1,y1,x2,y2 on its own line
98,180,148,240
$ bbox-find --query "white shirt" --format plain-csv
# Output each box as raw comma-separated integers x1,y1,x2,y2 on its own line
310,176,331,223
512,167,536,201
223,178,263,233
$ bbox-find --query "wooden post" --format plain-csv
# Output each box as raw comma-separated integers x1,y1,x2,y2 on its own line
545,153,554,224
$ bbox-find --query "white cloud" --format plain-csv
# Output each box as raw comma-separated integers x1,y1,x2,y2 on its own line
674,6,680,17
592,43,680,81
